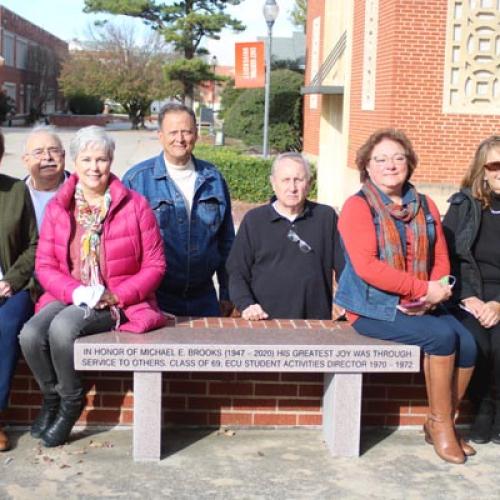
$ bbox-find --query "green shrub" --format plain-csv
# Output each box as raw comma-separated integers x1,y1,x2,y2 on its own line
222,69,304,152
194,144,316,203
68,94,104,115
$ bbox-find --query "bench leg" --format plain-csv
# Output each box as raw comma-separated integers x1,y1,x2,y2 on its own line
133,372,162,461
323,373,362,457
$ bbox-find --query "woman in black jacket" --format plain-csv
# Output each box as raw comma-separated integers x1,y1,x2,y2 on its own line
443,135,500,444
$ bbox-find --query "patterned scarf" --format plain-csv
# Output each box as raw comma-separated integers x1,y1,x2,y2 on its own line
361,179,430,280
75,183,120,325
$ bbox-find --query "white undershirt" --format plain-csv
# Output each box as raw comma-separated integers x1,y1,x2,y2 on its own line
272,201,298,222
26,175,66,229
165,156,197,216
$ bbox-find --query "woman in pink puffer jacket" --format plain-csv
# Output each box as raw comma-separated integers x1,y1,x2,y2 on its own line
20,126,167,448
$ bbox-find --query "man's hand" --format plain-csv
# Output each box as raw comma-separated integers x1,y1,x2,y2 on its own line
219,300,234,318
0,280,12,298
242,304,269,321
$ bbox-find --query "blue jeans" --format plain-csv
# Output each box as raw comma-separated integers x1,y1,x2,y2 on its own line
19,302,115,402
353,306,477,368
0,290,33,410
159,287,221,317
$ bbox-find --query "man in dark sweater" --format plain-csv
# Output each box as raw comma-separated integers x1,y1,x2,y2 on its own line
226,152,344,320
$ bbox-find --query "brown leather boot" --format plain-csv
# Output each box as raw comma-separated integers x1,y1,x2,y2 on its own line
423,354,465,464
452,367,476,456
0,426,10,452
423,356,475,457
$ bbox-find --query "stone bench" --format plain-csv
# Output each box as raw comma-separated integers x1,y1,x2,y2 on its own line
74,318,420,462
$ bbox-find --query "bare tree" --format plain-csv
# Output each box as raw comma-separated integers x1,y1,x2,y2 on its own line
26,44,64,121
60,22,176,128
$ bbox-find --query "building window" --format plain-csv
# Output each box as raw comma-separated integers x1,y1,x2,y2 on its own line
2,82,17,113
2,31,15,67
26,84,33,114
16,37,28,70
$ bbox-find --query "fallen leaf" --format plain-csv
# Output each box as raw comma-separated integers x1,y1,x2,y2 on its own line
4,457,13,465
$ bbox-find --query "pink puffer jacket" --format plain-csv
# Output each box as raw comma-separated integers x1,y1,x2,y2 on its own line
36,173,167,333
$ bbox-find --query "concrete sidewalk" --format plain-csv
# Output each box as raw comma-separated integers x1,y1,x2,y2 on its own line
1,126,161,180
1,427,500,499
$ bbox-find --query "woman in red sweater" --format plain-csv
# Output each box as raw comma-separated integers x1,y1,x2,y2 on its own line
335,129,476,464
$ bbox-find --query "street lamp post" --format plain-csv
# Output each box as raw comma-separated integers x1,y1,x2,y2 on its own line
262,0,279,158
210,55,218,135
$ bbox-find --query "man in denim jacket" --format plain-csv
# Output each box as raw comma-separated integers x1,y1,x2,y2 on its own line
122,103,235,317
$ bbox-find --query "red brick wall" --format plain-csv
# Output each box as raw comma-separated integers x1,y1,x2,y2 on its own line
348,0,500,184
49,115,110,128
0,6,68,113
302,0,324,157
7,317,472,429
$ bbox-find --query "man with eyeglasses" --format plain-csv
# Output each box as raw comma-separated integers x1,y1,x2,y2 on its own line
226,152,344,321
123,102,235,318
23,126,69,229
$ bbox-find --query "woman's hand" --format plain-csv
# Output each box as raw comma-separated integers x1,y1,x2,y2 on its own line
477,301,500,329
423,280,452,305
95,289,119,310
461,296,485,318
0,281,12,298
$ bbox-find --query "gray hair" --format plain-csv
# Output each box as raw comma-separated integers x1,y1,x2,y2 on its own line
158,102,197,129
271,152,312,180
69,126,115,161
24,125,63,153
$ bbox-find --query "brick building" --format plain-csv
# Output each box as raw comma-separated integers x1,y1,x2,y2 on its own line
0,5,67,119
302,0,500,211
5,1,499,432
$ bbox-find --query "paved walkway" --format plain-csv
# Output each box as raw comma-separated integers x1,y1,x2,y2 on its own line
2,126,498,499
1,427,500,499
2,125,161,180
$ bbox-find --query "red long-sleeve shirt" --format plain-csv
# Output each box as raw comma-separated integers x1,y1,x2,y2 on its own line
338,194,450,322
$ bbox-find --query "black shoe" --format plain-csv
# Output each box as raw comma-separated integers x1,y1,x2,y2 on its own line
41,399,83,448
31,396,60,438
490,401,500,444
470,399,494,444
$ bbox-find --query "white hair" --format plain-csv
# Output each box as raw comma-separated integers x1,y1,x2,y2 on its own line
69,126,115,161
24,125,63,153
271,152,311,180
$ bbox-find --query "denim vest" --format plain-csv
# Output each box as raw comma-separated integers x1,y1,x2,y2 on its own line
335,187,435,321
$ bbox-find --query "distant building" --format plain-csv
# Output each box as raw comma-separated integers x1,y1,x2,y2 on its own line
0,5,68,118
302,1,500,211
258,31,306,68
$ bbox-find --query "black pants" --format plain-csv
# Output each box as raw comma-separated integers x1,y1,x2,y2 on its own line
457,283,500,405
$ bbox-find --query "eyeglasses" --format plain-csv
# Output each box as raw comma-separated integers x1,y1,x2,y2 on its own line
484,161,500,172
28,147,64,159
287,229,312,253
371,154,407,166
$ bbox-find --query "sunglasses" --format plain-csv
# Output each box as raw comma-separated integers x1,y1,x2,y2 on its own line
287,229,312,253
484,161,500,172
